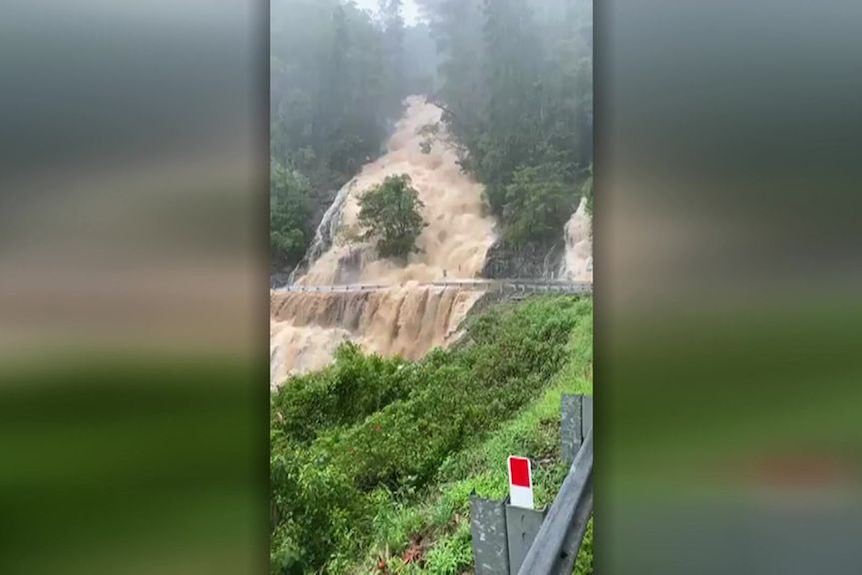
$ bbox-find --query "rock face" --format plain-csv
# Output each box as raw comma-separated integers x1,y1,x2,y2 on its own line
481,237,566,279
286,178,357,285
482,197,592,281
270,268,293,289
271,183,343,289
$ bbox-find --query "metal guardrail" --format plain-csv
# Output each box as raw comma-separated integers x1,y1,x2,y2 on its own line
276,279,593,295
518,429,593,575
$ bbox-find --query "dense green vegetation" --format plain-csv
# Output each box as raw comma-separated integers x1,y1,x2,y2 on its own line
270,165,313,266
270,296,593,574
503,162,575,245
357,174,427,259
420,0,593,246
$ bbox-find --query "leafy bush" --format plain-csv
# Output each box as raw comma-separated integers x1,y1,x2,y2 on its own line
503,162,576,246
271,446,370,573
271,343,416,445
357,174,427,259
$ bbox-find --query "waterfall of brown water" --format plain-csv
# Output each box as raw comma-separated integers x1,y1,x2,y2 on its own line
298,97,495,285
270,97,498,386
269,286,482,386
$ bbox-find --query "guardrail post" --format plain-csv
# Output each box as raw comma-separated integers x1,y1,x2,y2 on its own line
470,494,510,575
561,393,593,465
582,395,593,438
561,394,583,465
505,503,547,573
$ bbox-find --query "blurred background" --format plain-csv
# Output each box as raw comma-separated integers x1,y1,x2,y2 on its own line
597,0,862,573
0,1,268,574
1,0,861,573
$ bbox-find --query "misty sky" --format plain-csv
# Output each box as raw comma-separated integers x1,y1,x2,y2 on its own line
353,0,422,25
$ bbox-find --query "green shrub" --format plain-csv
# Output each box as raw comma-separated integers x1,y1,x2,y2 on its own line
503,162,576,246
357,174,427,259
271,446,369,573
271,343,416,445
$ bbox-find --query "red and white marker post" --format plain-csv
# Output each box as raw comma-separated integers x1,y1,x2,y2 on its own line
507,455,534,509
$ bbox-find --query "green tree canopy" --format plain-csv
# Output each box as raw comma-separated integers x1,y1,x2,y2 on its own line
503,162,575,245
357,174,427,259
270,164,312,266
417,0,593,245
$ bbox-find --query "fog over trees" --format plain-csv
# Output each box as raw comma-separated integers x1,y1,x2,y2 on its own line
271,0,592,269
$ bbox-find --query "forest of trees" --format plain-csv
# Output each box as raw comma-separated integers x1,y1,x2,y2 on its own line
271,0,592,269
420,0,593,242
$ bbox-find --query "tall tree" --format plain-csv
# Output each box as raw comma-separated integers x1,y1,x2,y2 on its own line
478,0,542,213
271,164,313,266
379,0,406,113
357,174,427,258
417,0,485,133
416,0,593,245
